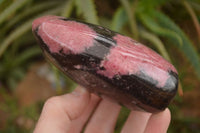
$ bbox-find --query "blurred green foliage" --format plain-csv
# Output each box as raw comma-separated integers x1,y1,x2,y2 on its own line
0,0,200,132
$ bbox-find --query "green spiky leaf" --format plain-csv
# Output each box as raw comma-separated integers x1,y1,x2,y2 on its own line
139,13,183,46
75,0,98,24
13,46,41,66
0,6,62,57
61,0,74,17
153,11,200,79
0,0,31,25
139,29,171,61
111,7,127,32
1,1,61,35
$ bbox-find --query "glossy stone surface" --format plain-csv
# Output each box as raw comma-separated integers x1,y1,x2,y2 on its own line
32,15,178,113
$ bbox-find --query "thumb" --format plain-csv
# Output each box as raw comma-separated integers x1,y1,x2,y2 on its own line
34,86,90,133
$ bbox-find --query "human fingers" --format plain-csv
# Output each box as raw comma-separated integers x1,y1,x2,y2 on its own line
34,86,90,133
144,108,171,133
68,94,101,133
84,99,121,133
121,110,151,133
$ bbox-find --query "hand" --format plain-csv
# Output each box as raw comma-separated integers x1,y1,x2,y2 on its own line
34,86,171,133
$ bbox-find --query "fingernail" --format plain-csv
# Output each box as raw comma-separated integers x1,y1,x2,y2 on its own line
72,86,87,96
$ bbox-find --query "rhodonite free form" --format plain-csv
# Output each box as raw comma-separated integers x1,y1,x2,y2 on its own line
32,15,178,113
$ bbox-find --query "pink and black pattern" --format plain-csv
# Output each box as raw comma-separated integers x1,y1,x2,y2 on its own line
32,15,178,113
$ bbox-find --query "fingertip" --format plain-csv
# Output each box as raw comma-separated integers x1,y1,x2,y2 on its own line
72,86,89,96
68,93,101,133
61,86,90,120
144,108,171,133
164,108,171,124
84,99,121,133
121,110,151,133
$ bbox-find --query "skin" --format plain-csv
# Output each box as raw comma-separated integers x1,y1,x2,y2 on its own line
34,86,171,133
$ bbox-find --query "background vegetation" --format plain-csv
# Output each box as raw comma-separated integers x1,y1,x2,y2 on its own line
0,0,200,132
